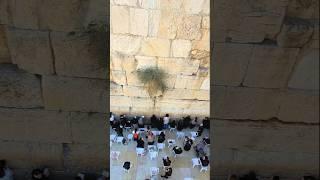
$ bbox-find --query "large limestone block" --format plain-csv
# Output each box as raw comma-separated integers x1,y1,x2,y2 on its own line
39,0,107,32
135,56,157,70
131,97,154,108
64,144,107,171
243,46,299,88
213,0,287,43
162,89,209,101
130,8,148,36
126,71,144,86
51,31,107,79
157,58,200,75
202,16,210,29
70,112,107,144
192,29,210,51
140,38,170,57
156,98,193,115
148,10,161,36
177,15,202,40
277,17,314,48
7,0,39,29
200,77,209,90
278,90,319,123
0,0,8,24
287,0,318,19
6,28,54,75
111,34,141,55
138,0,160,9
212,43,252,86
123,86,149,97
0,25,10,63
201,0,210,15
186,100,210,115
110,82,123,96
288,49,319,90
213,86,281,120
113,0,137,7
213,119,319,154
0,108,71,143
159,0,184,10
157,9,180,39
171,39,192,58
42,75,107,113
0,65,43,108
110,52,137,73
111,6,129,34
110,70,127,85
110,95,132,108
183,0,205,15
174,75,205,89
0,141,64,169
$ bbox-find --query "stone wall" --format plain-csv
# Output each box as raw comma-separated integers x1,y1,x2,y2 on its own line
0,0,108,178
211,0,319,178
110,0,210,117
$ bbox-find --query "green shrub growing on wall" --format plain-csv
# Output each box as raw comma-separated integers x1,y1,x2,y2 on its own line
137,67,168,98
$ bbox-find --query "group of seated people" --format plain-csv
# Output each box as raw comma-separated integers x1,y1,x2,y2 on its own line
0,159,109,180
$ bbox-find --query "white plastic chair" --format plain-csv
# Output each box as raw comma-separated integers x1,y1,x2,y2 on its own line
177,132,185,139
116,136,124,144
150,167,159,177
149,151,158,160
192,158,200,168
148,145,157,152
157,143,165,151
127,134,133,141
190,131,198,139
200,164,208,172
110,134,117,142
152,131,160,136
136,148,145,156
167,139,176,148
169,126,176,132
110,151,120,160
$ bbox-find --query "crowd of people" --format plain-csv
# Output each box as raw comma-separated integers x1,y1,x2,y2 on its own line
0,160,109,180
227,172,317,180
110,112,211,179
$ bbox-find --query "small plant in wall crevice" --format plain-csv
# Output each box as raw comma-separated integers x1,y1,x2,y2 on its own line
137,67,168,98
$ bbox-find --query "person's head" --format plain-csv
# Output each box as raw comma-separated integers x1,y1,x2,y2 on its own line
110,112,112,117
32,169,43,179
195,117,198,120
160,132,164,135
165,114,169,117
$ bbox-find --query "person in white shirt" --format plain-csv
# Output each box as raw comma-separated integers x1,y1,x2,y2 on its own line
109,112,114,126
163,114,170,129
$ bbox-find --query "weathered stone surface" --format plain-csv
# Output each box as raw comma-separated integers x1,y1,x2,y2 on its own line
0,0,8,24
113,0,137,7
110,70,127,85
64,144,107,171
200,77,209,90
213,0,287,43
6,28,54,75
163,88,209,101
159,0,184,10
183,0,205,15
126,71,144,86
110,95,132,108
0,108,71,143
171,39,192,58
130,8,148,36
288,48,319,90
177,15,202,40
110,82,123,96
186,100,210,115
277,17,314,48
140,38,170,57
287,0,318,19
213,86,281,120
174,75,205,89
0,65,43,108
202,16,210,29
135,55,157,70
138,0,160,9
111,34,141,55
51,31,107,79
157,9,180,39
192,29,210,51
7,0,39,29
244,46,299,88
123,86,149,97
0,25,10,63
148,10,161,36
70,112,107,144
110,52,137,73
278,90,319,123
213,43,252,86
158,58,200,75
0,141,64,169
42,75,107,113
201,0,210,15
111,6,129,34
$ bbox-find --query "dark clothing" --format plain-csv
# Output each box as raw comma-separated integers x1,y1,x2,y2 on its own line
137,139,144,148
163,159,171,166
203,138,210,145
203,119,210,129
184,142,191,151
123,162,131,170
200,159,209,167
177,121,184,131
150,115,158,128
173,146,183,154
158,134,165,143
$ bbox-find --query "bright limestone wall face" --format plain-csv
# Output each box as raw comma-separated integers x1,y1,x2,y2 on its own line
110,0,210,117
